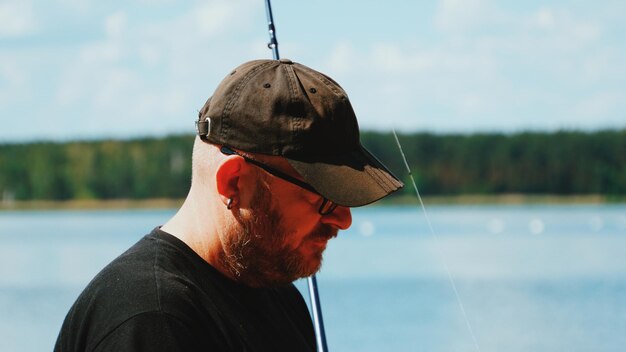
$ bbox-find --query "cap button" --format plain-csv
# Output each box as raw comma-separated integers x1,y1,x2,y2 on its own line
279,58,293,64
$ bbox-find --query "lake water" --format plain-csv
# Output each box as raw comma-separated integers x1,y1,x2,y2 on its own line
1,204,626,351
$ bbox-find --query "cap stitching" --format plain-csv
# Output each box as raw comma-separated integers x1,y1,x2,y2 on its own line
361,146,401,190
297,64,346,99
374,167,397,192
365,165,393,193
284,63,303,153
356,148,393,192
221,61,276,141
364,166,388,191
375,166,398,190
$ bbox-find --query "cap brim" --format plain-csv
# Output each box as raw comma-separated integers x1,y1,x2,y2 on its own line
286,146,404,207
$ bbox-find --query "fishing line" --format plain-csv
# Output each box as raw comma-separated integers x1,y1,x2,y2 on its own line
392,129,481,352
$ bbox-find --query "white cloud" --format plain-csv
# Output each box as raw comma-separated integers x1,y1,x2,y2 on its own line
0,0,36,37
195,1,243,37
0,59,26,87
579,48,626,82
327,42,355,74
370,44,436,73
532,7,556,29
93,68,140,108
192,0,256,36
137,44,162,67
44,0,264,139
1,0,624,141
0,57,29,107
104,11,128,38
525,8,601,51
434,0,505,32
80,40,123,64
137,0,175,4
573,90,626,120
318,1,624,132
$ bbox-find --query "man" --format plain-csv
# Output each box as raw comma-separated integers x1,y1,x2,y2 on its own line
55,58,403,351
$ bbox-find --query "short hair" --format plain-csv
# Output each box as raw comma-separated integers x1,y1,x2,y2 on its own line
191,137,220,188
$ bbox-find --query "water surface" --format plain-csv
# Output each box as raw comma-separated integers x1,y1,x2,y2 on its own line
1,204,625,351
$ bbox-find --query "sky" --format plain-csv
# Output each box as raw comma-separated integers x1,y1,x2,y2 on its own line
0,0,625,142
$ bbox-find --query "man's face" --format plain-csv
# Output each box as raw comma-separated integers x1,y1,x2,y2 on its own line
220,171,348,287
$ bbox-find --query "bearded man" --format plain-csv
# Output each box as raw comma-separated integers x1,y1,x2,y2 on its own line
55,59,402,351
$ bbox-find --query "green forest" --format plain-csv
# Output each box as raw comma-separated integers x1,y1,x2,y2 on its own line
0,130,625,201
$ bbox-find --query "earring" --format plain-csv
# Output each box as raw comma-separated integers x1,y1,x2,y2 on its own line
226,198,233,210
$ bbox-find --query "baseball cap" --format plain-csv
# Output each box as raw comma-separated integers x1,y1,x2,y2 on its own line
196,58,403,207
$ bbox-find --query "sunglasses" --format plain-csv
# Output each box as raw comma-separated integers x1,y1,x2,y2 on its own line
220,146,339,215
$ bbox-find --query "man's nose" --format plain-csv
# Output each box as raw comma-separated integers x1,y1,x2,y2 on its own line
321,205,352,230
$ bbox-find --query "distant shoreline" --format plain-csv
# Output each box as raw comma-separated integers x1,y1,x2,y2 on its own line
0,198,185,211
1,194,624,211
377,194,626,205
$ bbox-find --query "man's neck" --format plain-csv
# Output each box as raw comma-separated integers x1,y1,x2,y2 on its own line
161,193,233,280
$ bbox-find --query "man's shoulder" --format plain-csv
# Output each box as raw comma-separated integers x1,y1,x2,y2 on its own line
74,230,208,314
56,229,316,351
56,230,211,351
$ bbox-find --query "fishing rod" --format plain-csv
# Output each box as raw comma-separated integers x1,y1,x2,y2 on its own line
264,3,478,351
263,1,329,351
264,0,279,59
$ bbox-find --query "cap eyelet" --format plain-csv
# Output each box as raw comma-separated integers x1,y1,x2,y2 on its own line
263,83,271,88
309,87,317,93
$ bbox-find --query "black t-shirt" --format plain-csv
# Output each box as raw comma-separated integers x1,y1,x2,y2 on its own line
55,228,316,352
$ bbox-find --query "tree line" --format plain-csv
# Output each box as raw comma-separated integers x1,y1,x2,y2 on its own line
0,130,624,201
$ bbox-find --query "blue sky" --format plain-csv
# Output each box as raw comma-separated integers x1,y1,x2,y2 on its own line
0,0,624,142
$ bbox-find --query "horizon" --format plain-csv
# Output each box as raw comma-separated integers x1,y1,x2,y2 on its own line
1,128,624,146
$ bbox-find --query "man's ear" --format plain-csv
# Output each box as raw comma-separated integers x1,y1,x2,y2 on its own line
215,155,248,208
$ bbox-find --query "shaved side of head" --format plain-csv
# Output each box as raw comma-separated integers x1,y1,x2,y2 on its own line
191,137,221,190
